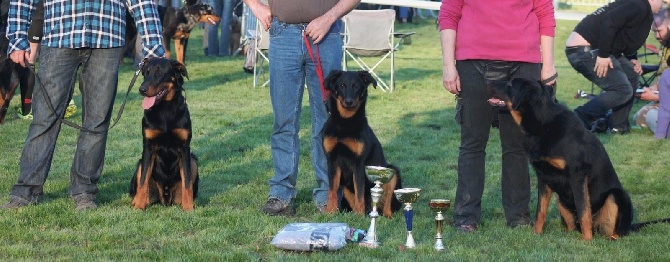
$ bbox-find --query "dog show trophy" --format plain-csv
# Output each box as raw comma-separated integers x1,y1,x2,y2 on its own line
359,166,396,248
429,198,450,251
393,188,421,249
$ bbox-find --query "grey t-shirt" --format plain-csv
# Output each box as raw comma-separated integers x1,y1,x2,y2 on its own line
269,0,339,24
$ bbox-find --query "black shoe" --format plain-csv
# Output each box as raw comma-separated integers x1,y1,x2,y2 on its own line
607,128,630,135
243,66,253,74
262,197,294,216
590,117,608,133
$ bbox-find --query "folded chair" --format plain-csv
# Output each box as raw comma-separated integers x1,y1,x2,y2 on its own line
342,9,414,92
250,20,270,87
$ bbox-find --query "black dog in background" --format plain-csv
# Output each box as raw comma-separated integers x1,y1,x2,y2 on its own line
492,78,670,240
125,0,220,65
321,70,402,218
130,58,199,211
0,0,35,124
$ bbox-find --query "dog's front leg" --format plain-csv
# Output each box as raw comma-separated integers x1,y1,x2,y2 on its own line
534,183,553,235
131,150,156,210
557,199,577,232
352,166,367,215
571,177,593,240
325,162,341,213
175,38,185,65
179,147,195,211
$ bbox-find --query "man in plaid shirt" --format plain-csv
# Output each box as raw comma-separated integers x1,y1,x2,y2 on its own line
3,0,166,210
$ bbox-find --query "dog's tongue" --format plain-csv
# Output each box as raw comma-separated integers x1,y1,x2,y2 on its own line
142,96,156,110
207,17,217,25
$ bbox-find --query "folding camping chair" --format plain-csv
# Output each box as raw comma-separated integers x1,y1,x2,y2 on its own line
341,9,414,92
250,21,270,87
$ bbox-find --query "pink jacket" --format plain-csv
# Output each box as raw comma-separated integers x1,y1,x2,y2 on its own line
438,0,556,63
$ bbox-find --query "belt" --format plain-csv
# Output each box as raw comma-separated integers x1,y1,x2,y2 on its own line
565,46,594,55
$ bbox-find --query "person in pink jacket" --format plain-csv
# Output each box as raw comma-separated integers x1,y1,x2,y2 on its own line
438,0,557,232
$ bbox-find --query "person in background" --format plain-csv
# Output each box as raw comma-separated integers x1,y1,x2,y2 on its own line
633,6,670,138
243,0,360,216
439,0,557,232
2,0,165,210
206,0,236,56
566,0,665,135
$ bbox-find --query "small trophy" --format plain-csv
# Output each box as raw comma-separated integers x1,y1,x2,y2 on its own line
359,166,396,248
393,188,421,249
429,199,450,251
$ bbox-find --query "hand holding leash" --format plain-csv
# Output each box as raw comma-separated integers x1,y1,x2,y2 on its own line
9,50,31,68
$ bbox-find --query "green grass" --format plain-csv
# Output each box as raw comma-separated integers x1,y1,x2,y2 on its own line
1,17,669,261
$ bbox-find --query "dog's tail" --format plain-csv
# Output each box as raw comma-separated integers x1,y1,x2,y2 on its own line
631,218,670,232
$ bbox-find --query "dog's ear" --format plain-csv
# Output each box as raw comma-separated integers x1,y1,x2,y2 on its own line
185,0,198,6
170,59,189,80
324,70,344,93
509,78,535,110
358,71,377,88
140,57,151,72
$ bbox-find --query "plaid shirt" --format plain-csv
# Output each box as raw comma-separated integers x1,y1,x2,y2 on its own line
6,0,165,58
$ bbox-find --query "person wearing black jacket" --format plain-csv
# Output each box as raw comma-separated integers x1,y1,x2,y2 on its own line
565,0,664,134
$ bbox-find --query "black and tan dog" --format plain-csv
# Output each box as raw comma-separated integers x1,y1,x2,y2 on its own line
492,78,670,240
0,20,34,124
126,0,220,65
321,70,402,218
129,57,199,211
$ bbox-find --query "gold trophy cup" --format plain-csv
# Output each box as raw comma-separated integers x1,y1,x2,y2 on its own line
429,199,450,251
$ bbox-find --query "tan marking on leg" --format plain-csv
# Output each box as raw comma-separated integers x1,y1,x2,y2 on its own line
352,174,366,215
380,175,398,218
342,188,356,210
557,200,576,232
509,108,523,127
534,185,553,235
131,156,155,210
179,158,195,211
326,166,342,213
174,39,185,64
579,179,593,240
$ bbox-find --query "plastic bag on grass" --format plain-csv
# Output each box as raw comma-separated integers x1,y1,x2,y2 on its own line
271,223,351,251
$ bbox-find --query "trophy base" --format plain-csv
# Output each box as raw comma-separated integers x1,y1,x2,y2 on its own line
359,240,380,248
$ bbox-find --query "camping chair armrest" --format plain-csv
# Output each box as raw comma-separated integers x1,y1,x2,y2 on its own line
394,32,415,46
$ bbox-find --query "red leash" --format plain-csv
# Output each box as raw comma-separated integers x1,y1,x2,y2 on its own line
303,32,330,109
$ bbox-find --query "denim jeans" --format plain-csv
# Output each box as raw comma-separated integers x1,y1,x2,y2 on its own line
206,0,235,56
453,60,537,227
566,48,637,130
10,47,122,202
267,18,343,207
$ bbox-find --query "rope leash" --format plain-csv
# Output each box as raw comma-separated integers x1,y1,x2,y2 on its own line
26,58,141,134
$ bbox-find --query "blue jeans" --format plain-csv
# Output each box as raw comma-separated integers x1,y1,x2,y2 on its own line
453,60,537,227
566,47,637,130
267,18,343,207
10,47,122,202
206,0,235,56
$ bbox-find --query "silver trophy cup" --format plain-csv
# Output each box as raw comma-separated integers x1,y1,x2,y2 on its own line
393,188,421,249
359,166,396,248
429,199,450,251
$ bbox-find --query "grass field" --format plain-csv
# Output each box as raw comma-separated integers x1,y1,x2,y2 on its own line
0,15,669,261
